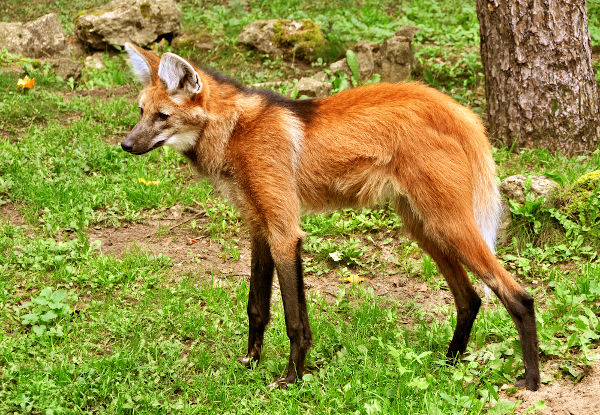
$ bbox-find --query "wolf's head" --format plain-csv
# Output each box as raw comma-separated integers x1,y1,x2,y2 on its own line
121,43,207,155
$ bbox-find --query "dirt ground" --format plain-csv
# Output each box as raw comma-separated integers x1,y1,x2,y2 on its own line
3,203,599,413
501,353,600,414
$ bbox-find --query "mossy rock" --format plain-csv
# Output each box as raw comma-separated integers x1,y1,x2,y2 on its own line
562,170,600,221
573,170,600,191
272,19,326,60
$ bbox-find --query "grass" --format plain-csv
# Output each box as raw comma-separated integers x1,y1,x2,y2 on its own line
1,0,600,413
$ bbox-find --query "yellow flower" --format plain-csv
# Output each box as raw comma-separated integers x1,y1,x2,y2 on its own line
138,177,160,186
17,75,35,89
344,273,364,284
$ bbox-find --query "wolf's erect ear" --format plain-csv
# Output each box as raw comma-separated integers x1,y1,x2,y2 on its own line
124,42,160,85
158,53,203,97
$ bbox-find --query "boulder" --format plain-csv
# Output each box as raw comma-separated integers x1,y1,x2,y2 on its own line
329,58,350,76
295,77,331,98
0,13,66,58
354,41,379,80
75,0,182,49
394,25,420,41
497,174,560,244
328,25,418,83
561,170,600,220
84,53,106,70
312,71,328,82
50,58,83,80
238,19,325,61
172,32,214,51
330,41,379,81
499,175,559,204
377,32,416,83
62,39,88,59
238,20,281,56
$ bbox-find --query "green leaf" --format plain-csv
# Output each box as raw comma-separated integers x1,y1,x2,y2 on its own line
51,289,67,302
414,351,432,363
407,376,429,390
49,325,64,337
346,49,360,85
33,297,49,306
32,325,46,336
396,363,410,376
40,311,58,322
40,287,53,298
21,313,39,325
523,400,546,414
488,401,518,415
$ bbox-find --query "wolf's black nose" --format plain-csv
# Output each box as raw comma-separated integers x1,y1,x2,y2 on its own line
121,141,133,153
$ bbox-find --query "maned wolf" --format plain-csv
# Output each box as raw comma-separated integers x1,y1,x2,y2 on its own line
121,42,540,390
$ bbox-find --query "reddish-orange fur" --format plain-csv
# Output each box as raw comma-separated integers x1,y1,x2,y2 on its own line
122,44,540,390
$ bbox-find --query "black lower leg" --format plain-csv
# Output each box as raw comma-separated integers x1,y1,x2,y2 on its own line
447,295,482,361
240,233,274,367
272,239,312,387
507,291,540,390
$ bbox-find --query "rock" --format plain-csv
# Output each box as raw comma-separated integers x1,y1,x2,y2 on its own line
329,58,350,76
313,71,328,82
572,169,600,192
497,175,560,245
499,175,560,204
353,41,378,81
238,19,326,61
562,170,600,220
0,13,66,58
394,25,419,41
295,77,331,98
61,39,87,59
328,26,418,83
84,53,106,70
238,20,281,56
50,58,83,80
377,31,417,83
75,0,182,49
172,32,214,51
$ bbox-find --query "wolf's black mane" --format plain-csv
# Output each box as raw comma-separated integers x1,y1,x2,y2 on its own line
201,66,320,124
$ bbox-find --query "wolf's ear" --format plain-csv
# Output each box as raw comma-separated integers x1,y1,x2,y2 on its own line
158,53,202,97
124,42,160,85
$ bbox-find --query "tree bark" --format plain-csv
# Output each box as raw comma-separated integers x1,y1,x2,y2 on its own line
477,0,600,155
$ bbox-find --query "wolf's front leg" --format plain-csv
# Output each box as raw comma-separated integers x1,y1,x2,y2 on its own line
238,232,274,367
268,237,312,389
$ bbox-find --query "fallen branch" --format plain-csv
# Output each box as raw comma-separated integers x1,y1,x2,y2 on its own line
145,210,207,238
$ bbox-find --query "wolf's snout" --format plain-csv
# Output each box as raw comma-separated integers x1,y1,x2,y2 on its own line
121,140,134,153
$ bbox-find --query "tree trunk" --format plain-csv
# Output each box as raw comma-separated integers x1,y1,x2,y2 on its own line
476,0,600,155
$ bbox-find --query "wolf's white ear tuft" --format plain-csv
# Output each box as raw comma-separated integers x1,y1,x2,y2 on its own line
158,53,203,97
125,42,152,85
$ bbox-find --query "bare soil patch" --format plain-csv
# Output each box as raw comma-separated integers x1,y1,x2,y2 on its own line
62,85,136,100
87,206,250,282
500,349,600,414
0,202,26,227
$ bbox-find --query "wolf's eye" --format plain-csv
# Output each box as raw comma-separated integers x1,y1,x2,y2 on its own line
139,107,143,117
157,112,169,121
